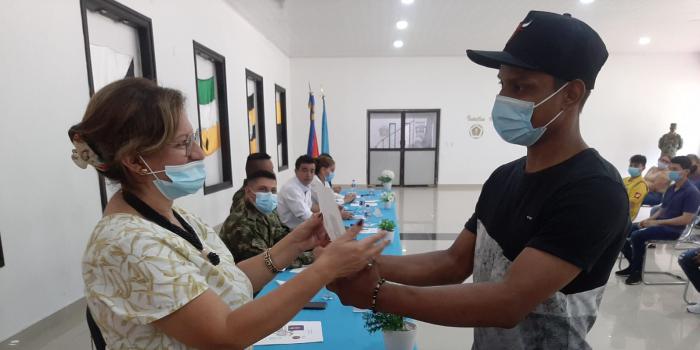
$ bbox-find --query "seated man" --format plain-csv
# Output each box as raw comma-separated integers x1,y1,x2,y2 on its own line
219,170,312,267
679,247,700,314
643,154,672,206
230,152,274,213
618,156,700,284
623,154,649,221
278,155,319,229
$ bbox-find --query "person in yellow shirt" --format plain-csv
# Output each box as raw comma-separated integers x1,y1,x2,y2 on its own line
624,154,649,220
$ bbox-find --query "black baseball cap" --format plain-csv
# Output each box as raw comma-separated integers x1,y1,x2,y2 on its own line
467,11,608,89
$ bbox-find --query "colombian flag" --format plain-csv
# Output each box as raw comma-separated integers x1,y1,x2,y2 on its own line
307,92,319,158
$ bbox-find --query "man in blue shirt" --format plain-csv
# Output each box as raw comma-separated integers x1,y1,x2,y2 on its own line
618,155,700,284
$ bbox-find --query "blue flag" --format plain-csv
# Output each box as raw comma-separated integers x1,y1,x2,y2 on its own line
321,95,329,155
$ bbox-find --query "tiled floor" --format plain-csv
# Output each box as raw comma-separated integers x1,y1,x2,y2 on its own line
2,186,699,349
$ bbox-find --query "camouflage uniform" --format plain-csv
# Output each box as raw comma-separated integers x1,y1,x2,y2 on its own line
220,192,313,268
658,132,683,157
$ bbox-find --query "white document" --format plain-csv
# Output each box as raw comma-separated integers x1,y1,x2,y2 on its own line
255,321,324,346
288,267,307,274
360,228,379,234
352,307,369,313
315,185,345,240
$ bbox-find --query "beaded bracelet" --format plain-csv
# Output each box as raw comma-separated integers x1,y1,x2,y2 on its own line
264,248,282,273
371,278,387,313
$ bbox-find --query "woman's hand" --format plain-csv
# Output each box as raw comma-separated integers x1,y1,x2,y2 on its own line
313,221,389,279
288,214,330,253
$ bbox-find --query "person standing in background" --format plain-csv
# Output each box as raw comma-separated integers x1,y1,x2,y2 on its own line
658,123,683,157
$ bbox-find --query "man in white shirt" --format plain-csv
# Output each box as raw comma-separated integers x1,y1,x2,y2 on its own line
278,155,318,229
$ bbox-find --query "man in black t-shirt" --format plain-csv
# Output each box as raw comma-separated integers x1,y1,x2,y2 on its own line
327,11,628,350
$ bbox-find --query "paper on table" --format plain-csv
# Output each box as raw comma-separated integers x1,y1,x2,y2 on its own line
352,307,369,313
360,228,379,234
288,267,307,274
255,321,324,346
316,186,345,240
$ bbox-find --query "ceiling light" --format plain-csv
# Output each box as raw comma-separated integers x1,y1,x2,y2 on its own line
579,0,595,4
396,20,408,30
638,36,651,45
401,0,414,5
393,40,404,48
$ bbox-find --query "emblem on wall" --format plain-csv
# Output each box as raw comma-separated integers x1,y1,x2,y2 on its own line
469,124,484,139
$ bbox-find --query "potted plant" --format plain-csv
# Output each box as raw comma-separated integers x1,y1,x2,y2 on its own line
380,192,395,209
363,312,417,350
377,219,396,242
378,170,395,191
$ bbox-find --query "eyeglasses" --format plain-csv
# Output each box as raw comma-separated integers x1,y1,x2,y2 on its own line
170,132,201,157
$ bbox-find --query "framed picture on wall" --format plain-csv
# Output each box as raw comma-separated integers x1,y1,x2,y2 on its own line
80,0,157,210
245,69,266,154
192,41,233,195
275,84,289,171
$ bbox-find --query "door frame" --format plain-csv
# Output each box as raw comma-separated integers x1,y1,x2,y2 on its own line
366,109,440,187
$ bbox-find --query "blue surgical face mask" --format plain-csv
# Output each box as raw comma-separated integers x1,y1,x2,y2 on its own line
657,161,669,170
255,192,278,214
491,82,569,146
668,170,682,182
326,172,335,183
628,167,642,177
140,156,206,200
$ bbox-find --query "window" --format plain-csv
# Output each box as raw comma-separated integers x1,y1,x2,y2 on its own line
193,41,233,195
80,0,157,210
245,69,266,154
275,85,289,171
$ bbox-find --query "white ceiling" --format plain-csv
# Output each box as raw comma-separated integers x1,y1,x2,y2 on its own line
225,0,700,57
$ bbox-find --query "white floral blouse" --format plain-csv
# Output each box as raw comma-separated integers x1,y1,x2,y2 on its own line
82,208,253,349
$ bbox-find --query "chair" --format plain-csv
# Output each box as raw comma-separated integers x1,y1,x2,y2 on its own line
86,307,106,350
642,206,700,286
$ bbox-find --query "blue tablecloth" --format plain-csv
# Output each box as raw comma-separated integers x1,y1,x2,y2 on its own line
254,189,401,349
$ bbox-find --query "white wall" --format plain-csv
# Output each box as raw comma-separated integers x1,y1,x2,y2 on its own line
0,0,295,341
290,53,700,185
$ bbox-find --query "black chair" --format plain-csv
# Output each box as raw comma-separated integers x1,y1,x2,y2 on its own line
86,307,106,350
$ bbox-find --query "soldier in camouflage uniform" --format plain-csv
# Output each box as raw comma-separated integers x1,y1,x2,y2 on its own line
220,170,313,268
658,123,683,157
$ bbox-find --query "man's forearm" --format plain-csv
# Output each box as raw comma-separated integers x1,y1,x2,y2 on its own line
377,250,471,286
376,282,518,328
657,214,692,227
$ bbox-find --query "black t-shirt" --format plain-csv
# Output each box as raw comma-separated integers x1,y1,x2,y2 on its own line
466,148,629,295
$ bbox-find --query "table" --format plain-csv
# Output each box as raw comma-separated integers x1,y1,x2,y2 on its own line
254,189,402,349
